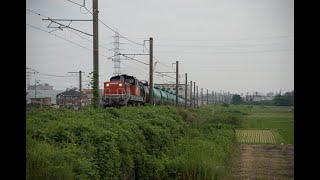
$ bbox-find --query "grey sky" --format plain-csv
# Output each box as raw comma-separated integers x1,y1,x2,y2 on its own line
26,0,294,95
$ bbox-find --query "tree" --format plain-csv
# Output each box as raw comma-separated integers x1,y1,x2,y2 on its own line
89,72,100,108
273,91,294,106
231,94,243,105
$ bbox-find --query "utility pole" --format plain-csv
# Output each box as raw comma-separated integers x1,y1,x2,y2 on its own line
207,89,209,104
185,73,187,108
149,37,153,105
193,82,196,108
196,86,199,107
34,79,37,98
215,92,217,104
190,80,192,107
79,70,82,108
201,88,203,106
176,61,179,106
222,92,224,103
68,71,85,109
92,0,99,108
211,91,214,104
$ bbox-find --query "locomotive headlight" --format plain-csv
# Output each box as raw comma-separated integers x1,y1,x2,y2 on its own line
106,83,109,87
119,83,123,86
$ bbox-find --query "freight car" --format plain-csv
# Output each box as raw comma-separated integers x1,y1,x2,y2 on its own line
102,74,190,107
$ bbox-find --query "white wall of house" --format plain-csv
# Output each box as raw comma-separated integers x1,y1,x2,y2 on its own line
26,89,64,104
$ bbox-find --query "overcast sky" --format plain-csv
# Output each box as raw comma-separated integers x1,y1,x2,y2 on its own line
26,0,294,95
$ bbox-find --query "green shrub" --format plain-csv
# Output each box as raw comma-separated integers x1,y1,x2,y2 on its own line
27,105,244,179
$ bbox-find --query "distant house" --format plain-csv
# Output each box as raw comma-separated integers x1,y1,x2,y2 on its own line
56,89,89,108
26,83,63,104
30,97,52,107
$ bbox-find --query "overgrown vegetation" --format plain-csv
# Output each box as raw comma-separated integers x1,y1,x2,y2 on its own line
231,94,242,105
27,105,248,179
273,91,294,106
88,71,99,108
240,91,294,106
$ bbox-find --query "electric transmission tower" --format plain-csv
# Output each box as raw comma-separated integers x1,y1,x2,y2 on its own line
26,67,38,90
112,31,121,76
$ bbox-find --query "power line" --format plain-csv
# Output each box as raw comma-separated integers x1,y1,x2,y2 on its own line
122,60,148,73
41,17,93,36
146,35,294,42
152,42,285,48
121,55,149,65
27,23,93,51
152,49,294,54
55,4,172,72
155,72,175,79
27,8,113,55
38,72,74,78
66,28,110,51
26,23,109,59
34,76,77,83
65,0,146,47
67,0,84,7
142,45,171,68
121,63,148,75
26,9,47,18
131,59,149,71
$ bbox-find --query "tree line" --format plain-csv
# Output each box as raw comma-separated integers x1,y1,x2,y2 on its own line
231,91,294,106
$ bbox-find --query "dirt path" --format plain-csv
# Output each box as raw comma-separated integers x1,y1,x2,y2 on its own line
229,144,294,179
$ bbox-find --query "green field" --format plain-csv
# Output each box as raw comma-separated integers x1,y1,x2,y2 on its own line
26,105,248,180
245,106,294,144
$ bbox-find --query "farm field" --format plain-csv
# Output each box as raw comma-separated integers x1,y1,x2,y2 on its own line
236,130,276,144
245,106,294,144
229,105,294,179
228,144,294,179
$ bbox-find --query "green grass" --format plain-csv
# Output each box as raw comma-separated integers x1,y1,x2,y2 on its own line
26,105,247,179
245,105,294,144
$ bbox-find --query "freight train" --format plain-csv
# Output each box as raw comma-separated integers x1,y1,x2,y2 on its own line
102,74,190,107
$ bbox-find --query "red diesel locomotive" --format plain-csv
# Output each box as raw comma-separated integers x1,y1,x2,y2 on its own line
102,74,148,107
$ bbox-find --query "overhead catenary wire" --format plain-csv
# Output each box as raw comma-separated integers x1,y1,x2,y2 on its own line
60,4,174,74
65,1,146,47
141,35,294,42
27,23,92,51
151,42,285,48
66,0,84,7
26,9,48,18
38,72,74,78
26,23,109,59
121,62,149,75
66,28,110,51
121,55,149,66
27,8,117,59
152,49,294,55
56,3,155,79
142,45,172,68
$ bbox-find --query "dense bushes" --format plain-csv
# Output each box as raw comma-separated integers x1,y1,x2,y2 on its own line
27,105,247,179
273,91,294,106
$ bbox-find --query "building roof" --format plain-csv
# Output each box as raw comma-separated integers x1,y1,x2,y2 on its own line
57,89,81,97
